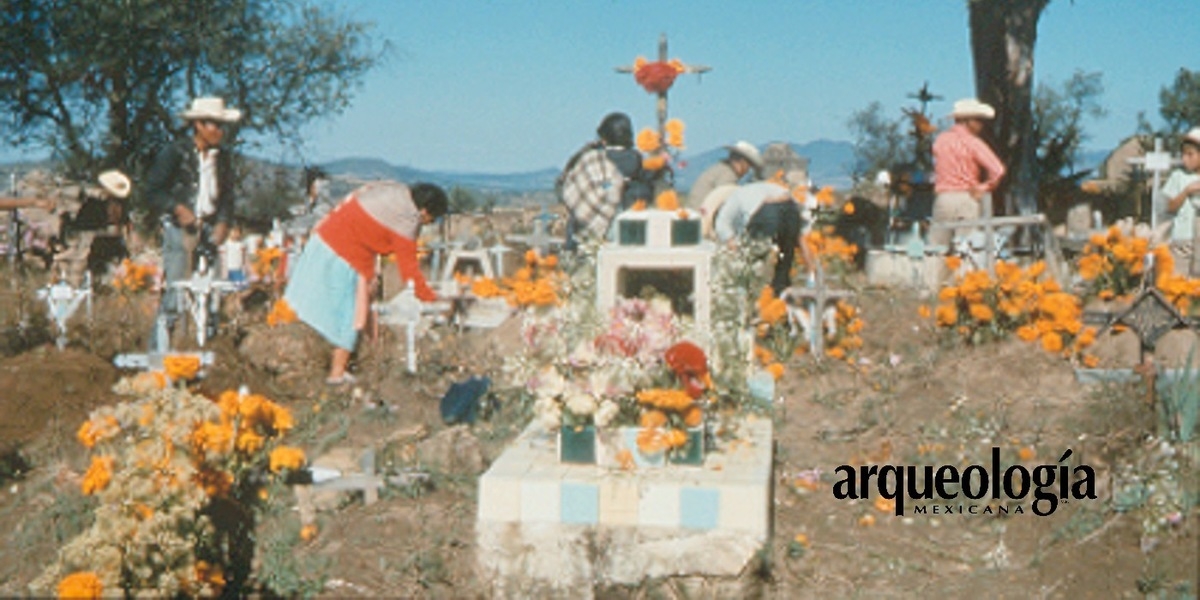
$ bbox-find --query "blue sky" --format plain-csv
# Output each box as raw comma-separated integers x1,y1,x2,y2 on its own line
5,1,1198,176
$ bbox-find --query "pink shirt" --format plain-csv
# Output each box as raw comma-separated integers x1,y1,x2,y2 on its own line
933,124,1006,193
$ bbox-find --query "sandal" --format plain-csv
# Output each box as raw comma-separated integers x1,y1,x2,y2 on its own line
325,373,357,386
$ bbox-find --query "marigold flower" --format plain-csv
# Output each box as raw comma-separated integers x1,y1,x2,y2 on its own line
917,305,932,319
636,128,662,153
664,428,689,449
1082,354,1100,368
630,200,647,212
58,571,103,600
766,362,785,380
842,202,855,215
968,303,994,323
266,298,298,327
640,410,668,429
682,405,703,427
195,467,233,497
643,154,668,171
300,524,319,542
1017,446,1036,461
163,355,201,382
665,118,685,148
236,430,265,454
524,249,538,265
655,189,680,211
1040,332,1064,353
269,446,307,473
81,455,114,495
195,560,226,591
874,496,895,513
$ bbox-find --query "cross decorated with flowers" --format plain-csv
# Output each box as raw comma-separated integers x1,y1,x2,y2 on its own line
615,33,709,153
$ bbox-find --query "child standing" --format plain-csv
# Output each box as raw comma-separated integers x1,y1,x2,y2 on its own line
1161,128,1200,275
220,224,248,286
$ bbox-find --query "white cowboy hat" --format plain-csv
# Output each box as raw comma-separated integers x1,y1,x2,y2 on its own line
180,96,242,123
726,141,764,169
97,170,131,199
951,98,996,120
1183,127,1200,146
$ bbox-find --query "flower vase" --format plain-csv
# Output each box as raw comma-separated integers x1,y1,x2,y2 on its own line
558,424,597,464
668,426,705,466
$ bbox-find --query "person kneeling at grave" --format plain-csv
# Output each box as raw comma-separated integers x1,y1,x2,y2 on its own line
557,112,654,250
1158,127,1200,276
714,171,804,296
283,180,448,385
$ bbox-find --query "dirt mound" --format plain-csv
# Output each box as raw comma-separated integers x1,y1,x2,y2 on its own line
0,347,121,453
238,322,328,375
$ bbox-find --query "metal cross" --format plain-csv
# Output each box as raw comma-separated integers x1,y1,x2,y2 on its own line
906,81,943,116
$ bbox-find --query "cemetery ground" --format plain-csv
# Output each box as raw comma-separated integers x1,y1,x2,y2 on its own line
0,265,1196,598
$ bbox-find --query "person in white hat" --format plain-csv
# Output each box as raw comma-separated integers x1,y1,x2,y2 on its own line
144,96,242,348
686,141,763,211
1158,127,1200,275
929,98,1006,249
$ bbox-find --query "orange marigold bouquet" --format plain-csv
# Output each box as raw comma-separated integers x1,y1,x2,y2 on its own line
34,382,308,598
925,258,1098,363
266,298,298,327
109,258,159,293
1076,225,1156,301
471,249,564,309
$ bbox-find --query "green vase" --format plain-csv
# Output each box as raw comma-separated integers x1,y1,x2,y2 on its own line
669,426,705,466
559,425,597,464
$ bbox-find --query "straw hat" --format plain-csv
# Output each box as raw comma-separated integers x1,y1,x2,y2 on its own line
180,96,242,123
951,98,996,120
726,141,764,169
1183,127,1200,146
97,170,131,199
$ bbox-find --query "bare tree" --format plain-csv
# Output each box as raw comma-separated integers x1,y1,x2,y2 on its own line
968,0,1051,216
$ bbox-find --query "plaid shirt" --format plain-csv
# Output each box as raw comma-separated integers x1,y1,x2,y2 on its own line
557,147,625,239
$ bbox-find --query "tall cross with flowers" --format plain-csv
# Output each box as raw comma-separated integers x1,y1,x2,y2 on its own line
616,34,709,178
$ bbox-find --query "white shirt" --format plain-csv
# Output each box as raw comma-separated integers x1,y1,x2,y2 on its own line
714,181,792,242
195,148,219,219
1161,169,1200,241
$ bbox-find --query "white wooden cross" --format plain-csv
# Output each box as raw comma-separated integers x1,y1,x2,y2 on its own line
172,256,240,347
505,211,564,257
614,33,710,141
1127,137,1180,231
305,448,429,506
37,271,92,350
373,284,448,373
782,263,855,360
112,315,215,371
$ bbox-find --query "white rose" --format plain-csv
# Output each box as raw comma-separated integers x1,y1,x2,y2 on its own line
533,365,565,398
594,400,620,428
564,391,598,417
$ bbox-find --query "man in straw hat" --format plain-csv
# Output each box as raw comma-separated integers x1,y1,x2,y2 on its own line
686,140,763,210
930,98,1006,249
145,96,242,348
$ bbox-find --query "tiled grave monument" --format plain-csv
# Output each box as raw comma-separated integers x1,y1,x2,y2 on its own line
476,208,774,597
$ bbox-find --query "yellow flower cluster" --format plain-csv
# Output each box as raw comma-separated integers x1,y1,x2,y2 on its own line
163,355,201,382
634,389,700,454
1077,226,1156,300
754,286,792,378
50,383,307,597
824,301,865,361
110,259,157,293
927,259,1097,362
799,230,858,274
636,128,661,153
266,298,298,327
665,119,685,149
655,189,680,211
251,247,283,279
57,571,103,599
470,250,563,308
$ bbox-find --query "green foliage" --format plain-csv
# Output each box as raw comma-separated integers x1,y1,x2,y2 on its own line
846,101,911,183
1156,352,1200,443
448,186,479,215
0,0,382,179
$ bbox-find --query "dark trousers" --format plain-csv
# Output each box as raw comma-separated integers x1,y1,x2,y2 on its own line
747,200,802,295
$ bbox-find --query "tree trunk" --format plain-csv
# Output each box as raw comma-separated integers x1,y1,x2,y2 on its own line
969,0,1049,216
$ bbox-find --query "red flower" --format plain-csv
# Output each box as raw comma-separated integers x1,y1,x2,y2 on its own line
634,61,680,94
665,341,709,398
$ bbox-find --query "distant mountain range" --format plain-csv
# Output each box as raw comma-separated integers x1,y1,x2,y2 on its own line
321,139,860,194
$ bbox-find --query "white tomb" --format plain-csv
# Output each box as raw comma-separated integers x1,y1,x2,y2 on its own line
596,210,714,334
